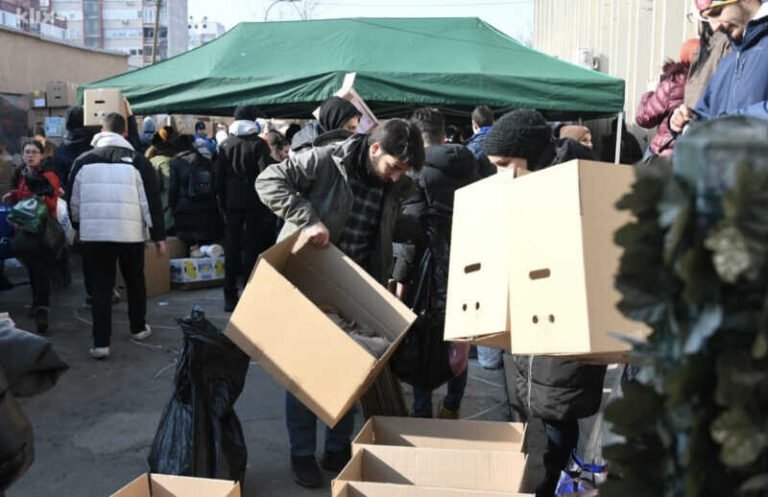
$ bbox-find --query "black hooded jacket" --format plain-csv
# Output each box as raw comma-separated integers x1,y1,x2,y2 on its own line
290,97,361,150
53,107,93,185
214,128,274,211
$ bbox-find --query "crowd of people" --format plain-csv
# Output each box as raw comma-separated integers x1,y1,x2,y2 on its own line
1,0,766,495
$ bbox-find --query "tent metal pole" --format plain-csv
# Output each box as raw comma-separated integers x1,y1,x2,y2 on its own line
615,112,624,164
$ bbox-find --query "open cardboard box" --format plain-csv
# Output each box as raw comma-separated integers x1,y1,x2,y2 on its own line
333,446,530,496
505,160,650,356
115,241,170,299
445,161,650,358
111,473,240,497
225,232,416,427
336,481,532,497
353,416,526,455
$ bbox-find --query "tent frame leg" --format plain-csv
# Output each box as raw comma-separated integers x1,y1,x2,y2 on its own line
614,112,623,164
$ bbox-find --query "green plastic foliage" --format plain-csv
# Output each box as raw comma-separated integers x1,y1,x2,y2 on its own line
602,157,768,497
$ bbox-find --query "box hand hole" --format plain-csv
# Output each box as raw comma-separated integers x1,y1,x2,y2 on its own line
464,263,481,274
532,316,538,324
549,315,555,323
529,268,551,280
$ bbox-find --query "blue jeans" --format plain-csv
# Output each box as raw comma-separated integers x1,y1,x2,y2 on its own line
285,391,356,457
537,418,579,497
412,369,468,417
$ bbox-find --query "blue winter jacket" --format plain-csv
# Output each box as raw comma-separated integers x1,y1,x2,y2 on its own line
464,127,495,178
695,12,768,121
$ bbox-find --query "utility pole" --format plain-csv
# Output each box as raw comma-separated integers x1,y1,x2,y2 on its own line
151,0,161,64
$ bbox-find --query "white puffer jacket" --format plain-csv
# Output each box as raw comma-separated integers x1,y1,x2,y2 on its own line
67,132,165,243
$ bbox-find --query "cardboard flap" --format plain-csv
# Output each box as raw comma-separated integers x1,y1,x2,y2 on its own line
344,446,527,493
447,332,511,351
149,474,239,497
353,417,526,453
110,473,150,497
340,482,533,497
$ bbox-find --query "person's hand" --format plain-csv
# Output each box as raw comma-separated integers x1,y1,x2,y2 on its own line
123,96,133,117
1,192,10,203
646,76,658,92
155,240,167,256
671,104,694,133
301,221,330,248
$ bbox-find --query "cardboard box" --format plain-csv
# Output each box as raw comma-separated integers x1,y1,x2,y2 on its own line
31,90,46,108
111,473,240,497
45,81,77,108
505,161,651,356
352,417,526,455
336,481,531,497
333,446,530,496
116,242,170,299
444,172,519,341
170,256,225,283
28,109,48,131
84,88,128,126
225,232,416,427
166,236,188,259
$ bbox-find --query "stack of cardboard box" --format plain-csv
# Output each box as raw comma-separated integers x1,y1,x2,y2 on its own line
27,82,79,139
444,160,651,363
333,416,533,496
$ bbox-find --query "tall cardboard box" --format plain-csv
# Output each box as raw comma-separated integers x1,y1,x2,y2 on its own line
28,108,48,131
46,81,77,108
505,161,650,356
111,473,240,497
84,88,127,126
225,232,416,427
332,446,530,496
352,417,526,455
115,242,170,299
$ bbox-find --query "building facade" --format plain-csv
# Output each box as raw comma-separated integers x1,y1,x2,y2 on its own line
187,15,224,50
51,0,187,69
534,0,699,137
0,0,68,41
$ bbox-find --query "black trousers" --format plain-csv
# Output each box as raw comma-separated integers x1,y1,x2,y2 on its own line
85,242,146,348
224,209,277,294
22,254,51,308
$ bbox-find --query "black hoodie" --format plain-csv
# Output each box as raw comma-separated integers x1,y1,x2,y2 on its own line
54,107,93,185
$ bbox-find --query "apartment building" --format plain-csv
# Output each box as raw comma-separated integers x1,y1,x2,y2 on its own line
187,15,224,50
51,0,187,69
0,0,68,40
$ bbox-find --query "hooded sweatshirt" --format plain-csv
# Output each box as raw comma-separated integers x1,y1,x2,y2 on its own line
66,131,165,242
54,107,93,184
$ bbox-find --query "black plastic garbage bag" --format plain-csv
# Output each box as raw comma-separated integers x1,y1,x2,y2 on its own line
0,316,68,397
0,368,34,493
148,307,250,482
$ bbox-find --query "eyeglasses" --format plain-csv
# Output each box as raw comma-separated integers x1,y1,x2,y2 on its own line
23,150,41,155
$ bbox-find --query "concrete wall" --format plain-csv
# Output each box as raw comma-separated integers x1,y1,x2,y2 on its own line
0,26,128,94
535,0,699,142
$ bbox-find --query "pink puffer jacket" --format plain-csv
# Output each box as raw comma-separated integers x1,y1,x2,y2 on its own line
636,61,690,158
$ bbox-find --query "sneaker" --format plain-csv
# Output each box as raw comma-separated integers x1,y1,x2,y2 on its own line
290,455,323,488
320,445,351,473
34,306,49,334
437,401,460,420
89,347,111,360
131,325,152,341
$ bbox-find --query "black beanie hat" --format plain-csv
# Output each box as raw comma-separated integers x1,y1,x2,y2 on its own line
319,96,361,131
64,106,84,131
233,105,258,121
484,109,552,163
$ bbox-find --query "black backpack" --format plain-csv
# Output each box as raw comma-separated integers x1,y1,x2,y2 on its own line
186,156,214,200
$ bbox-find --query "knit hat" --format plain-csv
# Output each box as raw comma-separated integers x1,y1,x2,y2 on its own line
484,109,553,163
695,0,738,11
319,96,361,131
233,104,258,121
64,106,84,131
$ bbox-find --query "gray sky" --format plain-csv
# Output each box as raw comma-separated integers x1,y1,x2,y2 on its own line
188,0,533,44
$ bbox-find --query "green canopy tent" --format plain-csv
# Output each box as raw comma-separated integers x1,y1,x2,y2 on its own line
81,17,625,121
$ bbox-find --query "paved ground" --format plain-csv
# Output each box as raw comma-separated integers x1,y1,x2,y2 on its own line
3,256,617,496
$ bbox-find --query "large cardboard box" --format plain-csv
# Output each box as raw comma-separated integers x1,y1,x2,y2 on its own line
111,473,240,497
225,232,416,427
332,446,530,496
31,90,46,108
336,482,531,497
166,236,188,259
84,88,128,126
45,81,77,108
445,161,650,358
28,108,48,130
116,242,170,299
505,161,650,356
352,417,526,455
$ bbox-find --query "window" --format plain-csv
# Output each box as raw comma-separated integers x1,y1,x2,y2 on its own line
83,2,100,17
